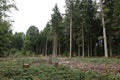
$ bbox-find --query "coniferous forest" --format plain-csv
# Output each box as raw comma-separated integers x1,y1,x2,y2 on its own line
0,0,120,79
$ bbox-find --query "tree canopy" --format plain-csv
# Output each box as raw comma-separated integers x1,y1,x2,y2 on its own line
0,0,120,57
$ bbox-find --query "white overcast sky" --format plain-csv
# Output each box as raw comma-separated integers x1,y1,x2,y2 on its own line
11,0,65,33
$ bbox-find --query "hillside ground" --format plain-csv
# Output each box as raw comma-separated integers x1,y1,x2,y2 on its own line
0,56,119,80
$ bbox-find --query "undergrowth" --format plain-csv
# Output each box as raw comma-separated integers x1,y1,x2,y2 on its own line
0,57,119,80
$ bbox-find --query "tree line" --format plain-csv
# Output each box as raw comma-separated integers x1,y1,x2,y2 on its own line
0,0,120,57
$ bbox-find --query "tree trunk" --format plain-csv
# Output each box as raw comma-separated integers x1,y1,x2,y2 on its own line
109,34,112,57
98,41,100,56
82,22,85,57
33,53,35,57
59,43,61,56
55,33,57,57
118,43,119,56
45,38,48,56
78,46,80,57
90,38,92,57
53,32,57,57
109,16,113,57
70,10,72,58
88,42,90,57
100,0,108,57
94,43,97,56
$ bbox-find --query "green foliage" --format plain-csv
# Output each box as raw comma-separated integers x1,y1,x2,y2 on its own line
23,26,39,54
0,0,17,20
113,0,120,28
0,0,120,60
0,21,12,57
12,32,25,50
0,0,17,57
51,4,62,33
51,4,63,56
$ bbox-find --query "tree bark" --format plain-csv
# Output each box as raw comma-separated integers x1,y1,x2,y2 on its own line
88,42,90,57
78,46,80,57
109,17,113,57
53,32,57,57
100,0,108,57
90,38,92,57
59,43,61,56
118,43,119,56
45,38,48,56
70,10,72,58
82,22,85,57
109,34,112,57
94,43,97,56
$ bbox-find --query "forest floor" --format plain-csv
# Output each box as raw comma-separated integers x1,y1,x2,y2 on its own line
0,56,120,79
42,56,120,77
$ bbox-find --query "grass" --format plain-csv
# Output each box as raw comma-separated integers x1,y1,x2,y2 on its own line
71,57,120,64
0,57,119,80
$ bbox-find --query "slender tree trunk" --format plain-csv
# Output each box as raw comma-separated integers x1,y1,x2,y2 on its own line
94,43,97,56
43,47,46,56
55,33,57,57
98,41,100,56
118,43,119,56
109,15,113,57
59,43,61,56
88,42,90,57
53,32,57,57
53,35,55,57
78,46,80,57
90,38,92,57
100,0,108,57
109,2,114,57
37,46,39,54
45,38,48,56
82,22,85,57
33,53,35,57
109,34,112,57
70,10,72,58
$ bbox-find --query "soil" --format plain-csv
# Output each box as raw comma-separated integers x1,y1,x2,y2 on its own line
42,57,120,77
58,58,120,77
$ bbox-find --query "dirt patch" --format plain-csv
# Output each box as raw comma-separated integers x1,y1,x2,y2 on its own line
41,56,120,77
56,58,120,77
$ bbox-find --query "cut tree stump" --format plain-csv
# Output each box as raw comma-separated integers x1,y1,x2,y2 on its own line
23,63,30,68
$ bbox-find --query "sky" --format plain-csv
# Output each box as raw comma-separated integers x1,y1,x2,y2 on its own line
11,0,65,33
